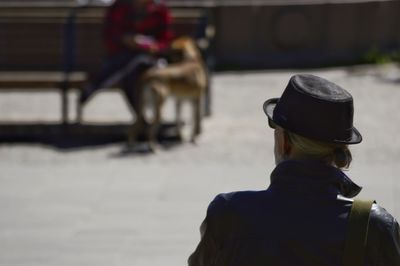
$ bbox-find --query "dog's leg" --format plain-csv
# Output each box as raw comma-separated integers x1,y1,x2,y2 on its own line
146,86,163,152
148,96,161,152
175,99,183,140
192,97,202,142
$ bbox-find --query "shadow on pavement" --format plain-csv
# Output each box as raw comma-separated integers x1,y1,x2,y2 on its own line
0,122,182,151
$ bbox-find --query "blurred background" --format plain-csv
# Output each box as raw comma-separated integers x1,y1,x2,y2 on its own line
1,0,400,70
0,0,400,265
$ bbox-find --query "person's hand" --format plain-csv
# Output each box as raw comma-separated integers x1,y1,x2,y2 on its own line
122,34,157,53
122,35,139,49
148,44,159,54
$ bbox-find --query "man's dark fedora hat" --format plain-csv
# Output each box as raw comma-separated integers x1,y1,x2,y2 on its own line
263,74,362,144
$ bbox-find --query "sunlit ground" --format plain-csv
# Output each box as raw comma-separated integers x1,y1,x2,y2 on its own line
0,64,399,266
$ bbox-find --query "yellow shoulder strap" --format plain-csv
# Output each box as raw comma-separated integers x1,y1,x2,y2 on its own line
342,199,374,266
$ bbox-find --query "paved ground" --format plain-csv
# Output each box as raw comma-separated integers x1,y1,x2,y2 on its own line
0,65,399,266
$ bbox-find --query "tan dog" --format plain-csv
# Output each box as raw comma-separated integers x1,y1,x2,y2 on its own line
128,36,208,150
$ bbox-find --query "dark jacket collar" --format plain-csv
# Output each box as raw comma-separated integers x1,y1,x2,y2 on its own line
269,160,361,198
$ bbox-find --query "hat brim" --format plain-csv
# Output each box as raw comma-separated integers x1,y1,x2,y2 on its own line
263,98,278,122
262,98,363,144
336,127,363,145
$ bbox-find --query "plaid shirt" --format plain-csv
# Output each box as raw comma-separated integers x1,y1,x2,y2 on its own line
104,0,173,56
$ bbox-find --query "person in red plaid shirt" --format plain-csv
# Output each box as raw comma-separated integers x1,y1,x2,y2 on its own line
79,0,173,117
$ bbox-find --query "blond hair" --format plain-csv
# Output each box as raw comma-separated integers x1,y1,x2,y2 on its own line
286,131,352,169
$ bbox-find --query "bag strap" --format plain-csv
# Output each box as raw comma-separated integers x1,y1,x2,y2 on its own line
342,199,374,266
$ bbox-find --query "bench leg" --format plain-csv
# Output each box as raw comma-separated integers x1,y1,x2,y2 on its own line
76,99,83,123
61,82,68,125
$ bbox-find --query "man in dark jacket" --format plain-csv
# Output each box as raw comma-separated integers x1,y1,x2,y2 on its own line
79,0,173,117
188,74,400,265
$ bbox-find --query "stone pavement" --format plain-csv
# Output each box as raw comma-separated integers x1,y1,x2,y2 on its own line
0,65,399,266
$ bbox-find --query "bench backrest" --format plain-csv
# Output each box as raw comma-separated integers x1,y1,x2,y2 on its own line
0,5,209,72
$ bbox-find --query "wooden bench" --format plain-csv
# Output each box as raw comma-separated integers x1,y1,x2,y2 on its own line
0,71,87,124
0,3,214,124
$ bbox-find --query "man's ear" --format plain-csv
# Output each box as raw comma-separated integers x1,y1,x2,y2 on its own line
283,131,292,155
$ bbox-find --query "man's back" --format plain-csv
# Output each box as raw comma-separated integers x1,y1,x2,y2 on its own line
188,160,400,266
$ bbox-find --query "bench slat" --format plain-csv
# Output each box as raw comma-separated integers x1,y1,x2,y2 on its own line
0,72,87,89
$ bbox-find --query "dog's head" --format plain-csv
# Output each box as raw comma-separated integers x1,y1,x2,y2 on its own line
170,37,202,62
